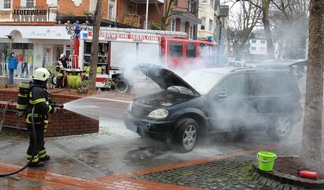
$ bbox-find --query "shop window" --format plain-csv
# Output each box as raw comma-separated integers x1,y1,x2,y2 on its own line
12,43,34,49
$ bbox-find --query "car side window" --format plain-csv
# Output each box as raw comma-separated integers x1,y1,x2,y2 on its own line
248,73,291,95
217,74,245,97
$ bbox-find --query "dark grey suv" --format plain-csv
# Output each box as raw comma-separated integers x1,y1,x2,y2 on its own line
124,64,303,152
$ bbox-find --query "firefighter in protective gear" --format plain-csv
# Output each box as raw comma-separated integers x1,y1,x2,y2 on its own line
25,68,57,167
55,53,67,88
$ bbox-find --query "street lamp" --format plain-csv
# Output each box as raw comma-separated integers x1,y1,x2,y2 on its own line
145,0,149,29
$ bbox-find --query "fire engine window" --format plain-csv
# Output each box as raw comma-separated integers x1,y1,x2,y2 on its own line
199,44,211,57
170,42,183,57
186,43,196,58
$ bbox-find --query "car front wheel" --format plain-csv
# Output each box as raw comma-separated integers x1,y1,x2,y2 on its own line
267,115,292,140
174,118,198,153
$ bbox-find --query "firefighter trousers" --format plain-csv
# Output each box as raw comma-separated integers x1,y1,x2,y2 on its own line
26,124,48,163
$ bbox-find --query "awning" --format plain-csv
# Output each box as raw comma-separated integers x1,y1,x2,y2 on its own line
172,11,201,24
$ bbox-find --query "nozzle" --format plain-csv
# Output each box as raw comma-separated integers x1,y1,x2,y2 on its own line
50,103,64,108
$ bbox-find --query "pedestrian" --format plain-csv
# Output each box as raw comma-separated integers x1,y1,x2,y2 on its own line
18,54,24,77
25,68,57,167
8,53,17,84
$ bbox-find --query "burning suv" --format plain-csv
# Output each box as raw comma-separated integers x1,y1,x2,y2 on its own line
124,64,303,152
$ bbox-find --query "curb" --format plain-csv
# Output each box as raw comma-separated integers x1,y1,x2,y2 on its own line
251,162,324,189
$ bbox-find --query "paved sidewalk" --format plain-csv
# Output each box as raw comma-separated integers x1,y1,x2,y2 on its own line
0,130,310,190
0,110,322,190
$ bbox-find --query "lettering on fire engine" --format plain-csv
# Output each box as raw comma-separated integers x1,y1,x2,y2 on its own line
97,31,159,41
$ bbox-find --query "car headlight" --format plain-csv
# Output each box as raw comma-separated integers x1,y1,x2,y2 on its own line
148,109,169,119
127,101,133,111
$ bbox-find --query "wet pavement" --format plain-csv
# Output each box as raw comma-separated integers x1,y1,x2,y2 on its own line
1,115,323,190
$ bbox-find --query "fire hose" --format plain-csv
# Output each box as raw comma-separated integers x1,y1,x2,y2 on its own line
0,100,63,177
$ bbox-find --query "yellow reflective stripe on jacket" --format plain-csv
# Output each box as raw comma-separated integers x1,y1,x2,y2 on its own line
29,97,46,105
26,113,42,124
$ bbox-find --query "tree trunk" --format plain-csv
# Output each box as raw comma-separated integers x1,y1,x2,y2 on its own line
262,0,274,59
300,0,323,171
89,0,103,91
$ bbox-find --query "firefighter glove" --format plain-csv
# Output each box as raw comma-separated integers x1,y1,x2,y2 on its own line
50,106,57,114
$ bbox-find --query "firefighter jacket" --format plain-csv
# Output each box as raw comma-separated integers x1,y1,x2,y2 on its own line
26,84,54,125
55,61,64,77
55,59,67,77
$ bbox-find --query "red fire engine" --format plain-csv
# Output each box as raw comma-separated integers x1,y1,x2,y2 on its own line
75,27,216,92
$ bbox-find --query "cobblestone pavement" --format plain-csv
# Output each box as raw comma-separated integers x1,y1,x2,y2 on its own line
132,155,264,190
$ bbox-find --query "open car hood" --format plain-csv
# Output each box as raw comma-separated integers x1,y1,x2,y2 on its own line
135,64,200,96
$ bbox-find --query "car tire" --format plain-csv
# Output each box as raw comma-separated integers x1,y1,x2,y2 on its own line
116,79,130,93
267,115,292,140
174,118,198,153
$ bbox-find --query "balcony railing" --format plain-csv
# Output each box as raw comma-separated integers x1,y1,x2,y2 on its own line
123,14,142,28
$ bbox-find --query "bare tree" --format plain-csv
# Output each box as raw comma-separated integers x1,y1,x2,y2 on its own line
227,0,261,61
244,0,275,59
300,0,323,171
152,0,174,30
88,0,103,91
270,0,309,59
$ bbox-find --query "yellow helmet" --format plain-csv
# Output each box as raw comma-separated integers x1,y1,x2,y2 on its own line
33,68,51,81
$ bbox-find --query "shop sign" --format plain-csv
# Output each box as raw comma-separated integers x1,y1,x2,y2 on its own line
13,6,48,22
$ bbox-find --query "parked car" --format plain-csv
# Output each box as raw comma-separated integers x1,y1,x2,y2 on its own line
124,64,304,152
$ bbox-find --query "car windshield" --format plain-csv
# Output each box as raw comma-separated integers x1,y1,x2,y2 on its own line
183,70,226,94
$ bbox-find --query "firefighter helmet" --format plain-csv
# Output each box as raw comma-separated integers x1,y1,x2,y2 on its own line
33,68,51,81
60,53,66,59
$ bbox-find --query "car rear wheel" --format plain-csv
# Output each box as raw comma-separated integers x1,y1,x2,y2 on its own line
267,115,292,140
174,118,198,152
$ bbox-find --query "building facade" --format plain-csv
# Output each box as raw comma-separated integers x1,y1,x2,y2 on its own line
0,0,204,77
